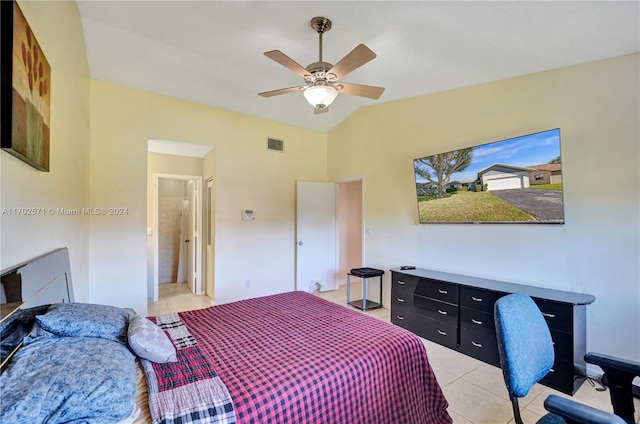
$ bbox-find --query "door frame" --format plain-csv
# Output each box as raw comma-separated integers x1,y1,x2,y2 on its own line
205,177,215,299
153,173,203,302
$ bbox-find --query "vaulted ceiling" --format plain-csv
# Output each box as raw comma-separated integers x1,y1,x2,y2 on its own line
77,1,639,132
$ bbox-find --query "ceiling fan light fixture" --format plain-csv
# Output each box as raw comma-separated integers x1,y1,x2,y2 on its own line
303,85,338,108
258,16,384,114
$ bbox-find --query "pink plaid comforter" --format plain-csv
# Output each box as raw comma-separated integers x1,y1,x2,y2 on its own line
160,291,451,424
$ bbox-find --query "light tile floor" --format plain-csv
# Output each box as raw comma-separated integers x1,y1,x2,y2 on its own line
149,283,213,316
148,283,640,424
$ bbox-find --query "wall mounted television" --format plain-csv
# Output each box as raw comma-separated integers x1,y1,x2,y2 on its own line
414,128,564,224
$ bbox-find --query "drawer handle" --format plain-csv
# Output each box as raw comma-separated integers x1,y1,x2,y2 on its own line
437,309,447,315
471,296,483,302
397,280,406,285
397,298,405,303
471,341,483,348
542,312,556,318
438,289,448,294
471,319,483,325
437,330,447,336
396,315,405,320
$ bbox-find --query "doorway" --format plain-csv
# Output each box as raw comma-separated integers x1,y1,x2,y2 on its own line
153,173,203,302
295,178,363,292
336,179,363,285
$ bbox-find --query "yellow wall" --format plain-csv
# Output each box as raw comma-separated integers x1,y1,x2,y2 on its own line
328,54,640,360
0,1,90,300
89,81,327,312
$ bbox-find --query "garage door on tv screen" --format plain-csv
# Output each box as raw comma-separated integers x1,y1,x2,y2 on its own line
413,129,564,224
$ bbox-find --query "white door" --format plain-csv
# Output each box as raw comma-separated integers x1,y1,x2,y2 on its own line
296,181,337,292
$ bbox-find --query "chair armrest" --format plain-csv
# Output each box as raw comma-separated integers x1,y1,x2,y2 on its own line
544,395,627,424
585,352,639,423
585,353,640,377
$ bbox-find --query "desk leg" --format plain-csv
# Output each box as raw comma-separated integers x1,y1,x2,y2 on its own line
379,275,383,308
363,277,368,311
346,274,351,305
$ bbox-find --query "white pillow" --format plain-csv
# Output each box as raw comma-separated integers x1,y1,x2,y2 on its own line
127,315,177,363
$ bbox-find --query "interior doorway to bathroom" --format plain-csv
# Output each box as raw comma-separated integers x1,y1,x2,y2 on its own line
153,174,203,301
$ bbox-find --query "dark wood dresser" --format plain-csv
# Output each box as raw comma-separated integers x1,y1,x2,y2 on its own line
391,268,595,395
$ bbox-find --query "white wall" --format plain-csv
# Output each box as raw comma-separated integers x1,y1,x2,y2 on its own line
328,54,640,362
0,1,91,302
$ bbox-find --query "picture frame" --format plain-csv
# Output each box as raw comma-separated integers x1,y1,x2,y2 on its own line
1,0,51,171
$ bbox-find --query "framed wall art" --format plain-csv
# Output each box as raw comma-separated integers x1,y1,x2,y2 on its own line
1,1,51,171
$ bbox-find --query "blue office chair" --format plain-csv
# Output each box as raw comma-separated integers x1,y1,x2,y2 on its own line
494,293,629,424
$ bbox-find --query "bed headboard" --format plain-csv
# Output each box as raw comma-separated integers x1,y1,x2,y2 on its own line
0,248,74,370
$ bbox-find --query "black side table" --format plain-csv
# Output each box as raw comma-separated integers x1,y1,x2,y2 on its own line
347,267,384,311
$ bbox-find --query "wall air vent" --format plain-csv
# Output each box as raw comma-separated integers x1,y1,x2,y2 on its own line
267,137,284,152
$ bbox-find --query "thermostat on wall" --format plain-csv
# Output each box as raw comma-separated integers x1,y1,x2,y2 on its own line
241,209,255,221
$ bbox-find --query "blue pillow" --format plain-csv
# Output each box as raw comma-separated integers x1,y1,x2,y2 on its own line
0,336,137,423
34,302,132,344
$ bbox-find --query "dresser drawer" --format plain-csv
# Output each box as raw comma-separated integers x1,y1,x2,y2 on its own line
422,321,458,350
539,358,576,395
391,294,416,317
391,307,458,350
413,296,458,327
459,326,500,367
550,328,573,361
392,293,458,327
391,307,433,340
460,287,506,314
534,299,573,333
460,307,495,333
416,278,458,305
391,273,420,295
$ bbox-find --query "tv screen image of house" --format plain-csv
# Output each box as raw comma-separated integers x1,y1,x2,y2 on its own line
414,128,564,224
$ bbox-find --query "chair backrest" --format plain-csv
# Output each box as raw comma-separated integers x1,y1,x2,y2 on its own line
494,293,555,398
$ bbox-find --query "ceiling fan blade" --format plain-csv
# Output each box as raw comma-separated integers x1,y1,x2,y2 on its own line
328,44,376,79
338,83,385,99
314,106,329,115
258,86,304,98
264,50,310,78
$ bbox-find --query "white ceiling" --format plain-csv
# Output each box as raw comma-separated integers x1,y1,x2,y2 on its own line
77,1,639,133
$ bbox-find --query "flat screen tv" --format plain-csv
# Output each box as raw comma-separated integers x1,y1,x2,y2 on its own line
414,129,564,224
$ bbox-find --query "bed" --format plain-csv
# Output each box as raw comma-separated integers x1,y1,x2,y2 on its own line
1,248,451,424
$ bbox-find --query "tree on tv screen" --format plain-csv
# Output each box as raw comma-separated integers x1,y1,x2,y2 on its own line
414,148,474,197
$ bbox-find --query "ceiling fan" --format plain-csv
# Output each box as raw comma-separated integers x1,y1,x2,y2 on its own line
258,17,385,114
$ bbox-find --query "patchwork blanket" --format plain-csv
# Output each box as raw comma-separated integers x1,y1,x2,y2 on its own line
141,313,236,424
